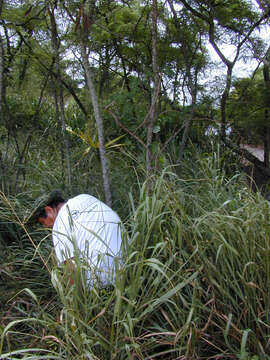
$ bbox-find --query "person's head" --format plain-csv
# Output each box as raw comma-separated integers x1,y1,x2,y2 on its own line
31,191,66,228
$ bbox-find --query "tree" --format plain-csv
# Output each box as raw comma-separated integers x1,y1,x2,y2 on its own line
0,1,37,193
61,0,112,206
165,0,208,165
47,0,72,191
255,0,270,166
146,0,160,177
179,0,267,140
2,0,270,195
262,47,270,167
0,0,5,191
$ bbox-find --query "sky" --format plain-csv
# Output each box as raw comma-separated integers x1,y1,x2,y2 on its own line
207,6,270,79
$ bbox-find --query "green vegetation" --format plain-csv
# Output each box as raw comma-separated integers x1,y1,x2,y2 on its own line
1,148,270,359
1,0,270,358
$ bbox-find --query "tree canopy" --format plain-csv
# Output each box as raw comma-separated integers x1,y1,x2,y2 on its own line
0,0,270,195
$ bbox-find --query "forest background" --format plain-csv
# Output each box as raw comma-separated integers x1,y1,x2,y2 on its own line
1,0,270,359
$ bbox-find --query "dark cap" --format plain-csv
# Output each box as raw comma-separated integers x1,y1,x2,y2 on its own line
28,190,65,223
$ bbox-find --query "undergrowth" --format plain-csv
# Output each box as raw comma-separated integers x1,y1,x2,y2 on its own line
0,149,269,359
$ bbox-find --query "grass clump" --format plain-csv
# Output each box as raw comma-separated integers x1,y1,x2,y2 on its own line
0,150,270,359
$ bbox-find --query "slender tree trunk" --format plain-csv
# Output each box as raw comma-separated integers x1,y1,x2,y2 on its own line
178,118,192,164
263,126,270,167
98,44,110,98
0,11,10,193
0,0,5,120
0,33,4,124
60,0,111,204
178,67,198,165
258,0,270,167
0,19,20,193
112,38,138,121
220,65,233,139
146,0,159,178
0,31,6,192
53,87,65,175
59,86,72,189
48,5,72,192
80,43,112,206
167,0,199,164
263,51,270,167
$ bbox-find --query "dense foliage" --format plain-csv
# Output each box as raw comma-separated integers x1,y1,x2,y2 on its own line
1,0,270,359
1,150,270,359
1,0,270,195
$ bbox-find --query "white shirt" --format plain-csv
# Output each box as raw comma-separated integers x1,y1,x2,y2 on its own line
52,194,122,285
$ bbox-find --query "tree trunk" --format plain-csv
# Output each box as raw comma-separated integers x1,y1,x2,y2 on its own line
48,5,72,192
0,31,6,192
60,0,111,204
166,0,199,165
220,65,233,140
263,126,270,167
146,0,159,178
53,87,65,177
178,66,198,165
59,84,72,190
263,52,270,167
80,43,112,207
0,32,4,124
0,0,5,120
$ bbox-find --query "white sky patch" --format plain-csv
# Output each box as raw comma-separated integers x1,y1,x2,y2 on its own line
207,18,270,78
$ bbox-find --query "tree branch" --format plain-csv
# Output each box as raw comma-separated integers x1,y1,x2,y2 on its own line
105,104,147,150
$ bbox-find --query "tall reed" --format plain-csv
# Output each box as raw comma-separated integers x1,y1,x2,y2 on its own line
1,149,269,359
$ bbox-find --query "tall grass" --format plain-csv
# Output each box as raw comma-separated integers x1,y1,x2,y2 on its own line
0,149,269,359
